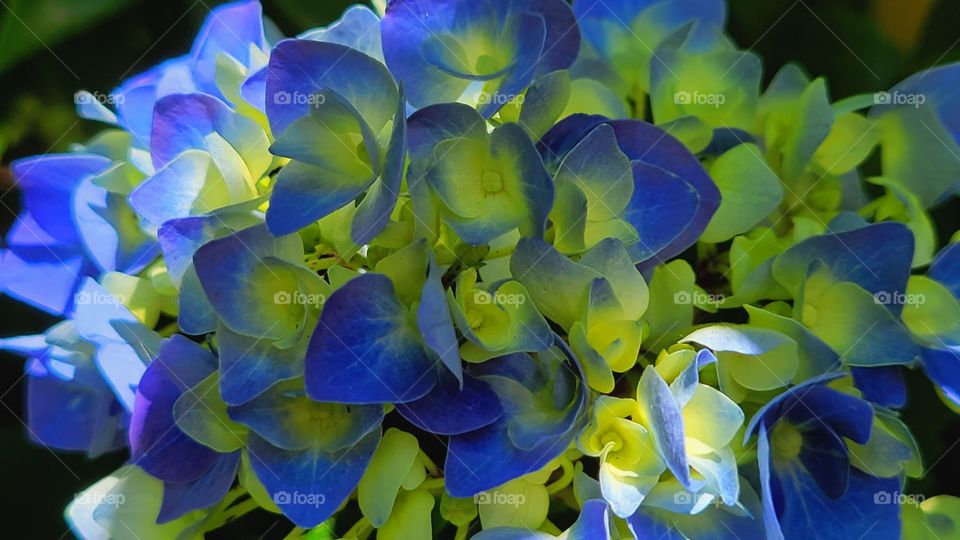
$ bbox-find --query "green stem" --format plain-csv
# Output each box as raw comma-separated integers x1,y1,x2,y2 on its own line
217,497,260,525
343,516,373,539
419,450,440,476
455,524,471,540
541,519,563,535
283,526,306,539
545,457,575,494
157,321,180,337
419,477,447,491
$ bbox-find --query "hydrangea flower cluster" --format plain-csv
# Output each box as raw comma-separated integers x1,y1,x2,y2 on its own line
4,0,960,538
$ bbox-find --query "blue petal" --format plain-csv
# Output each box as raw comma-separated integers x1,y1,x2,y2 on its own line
23,360,124,456
930,243,960,298
476,13,546,118
305,273,438,404
417,256,463,383
300,5,384,62
350,89,406,245
11,153,111,244
773,222,914,315
247,429,380,528
265,39,398,136
72,279,159,352
538,114,608,171
445,340,587,497
129,336,219,483
745,379,873,447
381,0,482,109
383,0,578,112
637,366,690,489
265,90,381,235
506,0,580,74
157,217,216,285
179,268,218,335
74,177,158,273
622,160,701,265
770,461,901,539
566,499,613,540
229,382,384,451
626,482,765,540
188,0,267,95
850,366,906,409
1,217,86,315
150,93,269,173
192,224,304,338
611,120,720,267
757,424,786,540
158,452,240,523
920,346,960,409
218,325,305,406
112,57,197,147
395,372,502,435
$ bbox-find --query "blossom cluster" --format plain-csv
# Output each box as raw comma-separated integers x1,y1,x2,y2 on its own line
2,0,960,539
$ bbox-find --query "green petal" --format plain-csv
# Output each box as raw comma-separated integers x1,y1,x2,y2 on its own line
173,371,247,453
701,143,783,243
358,428,421,527
377,490,435,540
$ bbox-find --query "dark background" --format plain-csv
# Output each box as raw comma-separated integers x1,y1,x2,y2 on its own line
2,0,959,537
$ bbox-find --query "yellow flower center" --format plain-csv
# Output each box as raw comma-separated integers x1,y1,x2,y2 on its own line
481,170,504,193
771,422,804,461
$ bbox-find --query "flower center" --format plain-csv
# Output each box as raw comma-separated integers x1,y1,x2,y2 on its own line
600,431,624,453
481,170,504,193
466,308,485,330
771,422,804,461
